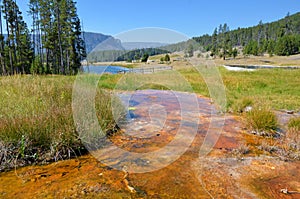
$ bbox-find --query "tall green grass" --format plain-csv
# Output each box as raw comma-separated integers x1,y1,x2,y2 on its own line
0,75,122,170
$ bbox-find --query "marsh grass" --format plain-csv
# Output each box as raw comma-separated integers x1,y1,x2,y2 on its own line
0,75,122,171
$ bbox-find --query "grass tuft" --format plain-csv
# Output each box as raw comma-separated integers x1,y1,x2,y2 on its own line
244,108,278,136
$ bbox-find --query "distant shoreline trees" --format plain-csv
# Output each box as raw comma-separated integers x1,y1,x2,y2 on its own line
87,48,169,63
0,0,86,75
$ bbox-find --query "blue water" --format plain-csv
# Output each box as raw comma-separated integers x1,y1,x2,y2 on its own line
83,66,129,74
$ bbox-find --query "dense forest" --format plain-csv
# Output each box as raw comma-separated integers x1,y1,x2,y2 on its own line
0,0,86,75
193,12,300,59
87,48,169,63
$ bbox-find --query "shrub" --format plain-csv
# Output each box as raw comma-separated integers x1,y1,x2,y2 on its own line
244,108,278,136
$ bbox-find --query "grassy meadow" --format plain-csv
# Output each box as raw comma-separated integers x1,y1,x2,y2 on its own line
1,62,300,170
98,65,300,111
0,75,121,171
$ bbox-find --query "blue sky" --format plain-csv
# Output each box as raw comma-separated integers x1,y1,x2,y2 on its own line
17,0,300,40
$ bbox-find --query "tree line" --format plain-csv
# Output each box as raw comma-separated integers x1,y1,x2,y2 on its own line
0,0,86,75
87,48,169,63
193,12,300,58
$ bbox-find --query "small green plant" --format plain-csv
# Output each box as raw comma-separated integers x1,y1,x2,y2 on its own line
19,135,26,158
245,108,278,136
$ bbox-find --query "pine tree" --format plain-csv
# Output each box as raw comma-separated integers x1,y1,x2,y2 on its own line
211,28,218,58
0,1,6,75
28,0,86,75
29,0,43,73
1,0,33,74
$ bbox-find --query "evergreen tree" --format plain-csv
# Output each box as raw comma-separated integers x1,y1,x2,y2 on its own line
28,0,86,75
232,48,238,59
219,23,230,60
243,40,259,56
275,35,299,56
1,0,33,74
29,0,44,74
267,40,276,56
164,54,170,62
211,28,218,58
0,2,6,75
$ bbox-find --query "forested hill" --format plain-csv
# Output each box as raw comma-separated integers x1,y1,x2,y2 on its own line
192,12,300,57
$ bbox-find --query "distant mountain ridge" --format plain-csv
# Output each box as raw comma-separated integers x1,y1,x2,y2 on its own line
122,42,168,50
83,32,169,53
83,32,124,52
